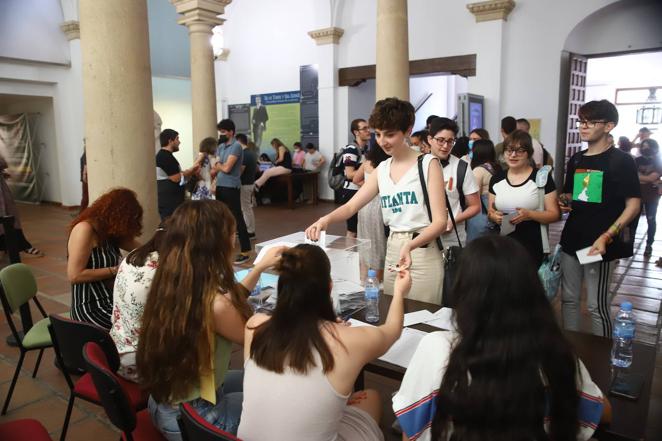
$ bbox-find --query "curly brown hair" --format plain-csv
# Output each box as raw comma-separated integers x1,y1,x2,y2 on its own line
70,188,143,244
368,97,415,132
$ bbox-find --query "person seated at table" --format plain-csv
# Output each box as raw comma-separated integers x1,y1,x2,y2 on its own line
392,235,611,441
292,141,305,169
137,200,283,439
254,138,292,190
110,226,165,382
238,244,412,441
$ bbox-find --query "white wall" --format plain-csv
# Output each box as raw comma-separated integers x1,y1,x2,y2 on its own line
152,76,195,168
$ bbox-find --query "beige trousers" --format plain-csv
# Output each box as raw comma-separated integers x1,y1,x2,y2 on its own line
383,231,444,305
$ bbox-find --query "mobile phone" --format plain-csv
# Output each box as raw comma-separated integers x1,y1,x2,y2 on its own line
609,372,644,401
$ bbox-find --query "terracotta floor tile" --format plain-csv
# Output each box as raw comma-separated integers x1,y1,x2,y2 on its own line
60,415,119,441
0,395,86,435
0,373,51,412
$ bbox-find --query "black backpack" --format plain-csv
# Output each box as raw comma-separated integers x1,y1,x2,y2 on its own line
328,142,359,191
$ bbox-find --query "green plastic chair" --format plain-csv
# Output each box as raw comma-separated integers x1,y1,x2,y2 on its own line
0,263,61,415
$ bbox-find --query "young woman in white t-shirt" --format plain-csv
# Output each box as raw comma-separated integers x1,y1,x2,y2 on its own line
306,98,447,304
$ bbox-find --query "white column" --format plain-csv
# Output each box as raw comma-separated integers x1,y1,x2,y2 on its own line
79,0,159,233
309,27,344,200
376,0,410,101
171,0,229,150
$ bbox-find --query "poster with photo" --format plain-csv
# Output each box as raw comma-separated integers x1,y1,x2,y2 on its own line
250,91,300,154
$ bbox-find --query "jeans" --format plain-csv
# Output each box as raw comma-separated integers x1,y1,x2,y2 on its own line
642,197,659,246
216,187,251,253
465,194,493,243
148,370,244,441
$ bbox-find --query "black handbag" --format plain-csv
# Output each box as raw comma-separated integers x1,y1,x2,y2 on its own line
417,155,463,308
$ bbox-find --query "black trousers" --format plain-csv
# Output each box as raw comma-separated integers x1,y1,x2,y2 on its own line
216,186,251,253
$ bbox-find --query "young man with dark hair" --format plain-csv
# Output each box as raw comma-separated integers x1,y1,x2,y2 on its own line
494,116,517,169
155,128,199,220
560,100,641,337
339,118,371,237
428,118,480,247
516,118,545,168
213,119,252,263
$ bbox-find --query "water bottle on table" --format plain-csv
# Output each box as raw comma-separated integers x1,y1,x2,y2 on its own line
249,274,263,312
611,301,635,368
364,269,380,323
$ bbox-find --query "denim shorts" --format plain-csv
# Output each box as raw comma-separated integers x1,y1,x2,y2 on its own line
148,370,244,441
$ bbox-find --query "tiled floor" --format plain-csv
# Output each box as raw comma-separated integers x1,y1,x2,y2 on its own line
0,201,660,440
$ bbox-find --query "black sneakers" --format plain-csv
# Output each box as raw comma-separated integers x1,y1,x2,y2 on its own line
234,253,250,264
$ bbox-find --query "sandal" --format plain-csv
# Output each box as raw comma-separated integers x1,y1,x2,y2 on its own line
22,247,44,257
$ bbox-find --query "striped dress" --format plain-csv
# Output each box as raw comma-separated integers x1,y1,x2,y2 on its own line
71,242,121,330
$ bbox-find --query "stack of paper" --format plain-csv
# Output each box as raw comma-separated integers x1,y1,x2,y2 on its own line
379,328,427,368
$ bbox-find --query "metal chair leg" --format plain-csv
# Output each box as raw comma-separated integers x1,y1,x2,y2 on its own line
60,393,76,441
1,350,25,415
32,348,44,378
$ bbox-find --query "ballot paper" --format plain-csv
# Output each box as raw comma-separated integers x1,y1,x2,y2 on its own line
253,241,297,265
379,328,428,368
500,213,516,236
423,307,456,331
576,246,603,265
305,230,326,248
403,310,434,327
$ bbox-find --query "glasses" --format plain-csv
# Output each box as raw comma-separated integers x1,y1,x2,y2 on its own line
504,147,528,156
357,127,371,132
575,120,608,129
432,137,456,146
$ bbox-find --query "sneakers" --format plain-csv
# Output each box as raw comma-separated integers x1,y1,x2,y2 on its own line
248,232,256,239
234,253,250,264
644,245,653,257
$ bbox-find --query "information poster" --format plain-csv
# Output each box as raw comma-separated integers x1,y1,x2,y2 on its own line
250,91,301,152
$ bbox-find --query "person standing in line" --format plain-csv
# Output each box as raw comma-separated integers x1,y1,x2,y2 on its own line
560,100,641,337
237,133,257,239
494,116,517,170
516,118,545,168
307,98,447,304
191,137,218,201
156,129,199,221
303,143,325,172
465,139,499,242
428,118,481,248
252,96,269,148
213,119,252,264
339,119,371,238
636,138,661,257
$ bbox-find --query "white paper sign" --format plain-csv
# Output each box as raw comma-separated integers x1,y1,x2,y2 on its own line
576,246,603,265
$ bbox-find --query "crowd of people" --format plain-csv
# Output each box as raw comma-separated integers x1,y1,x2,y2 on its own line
60,96,658,441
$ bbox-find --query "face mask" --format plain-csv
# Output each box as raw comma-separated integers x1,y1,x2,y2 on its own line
468,139,475,150
218,135,229,145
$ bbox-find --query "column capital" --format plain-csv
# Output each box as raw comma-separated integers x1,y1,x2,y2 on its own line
60,20,80,40
308,27,344,45
466,0,515,22
170,0,230,29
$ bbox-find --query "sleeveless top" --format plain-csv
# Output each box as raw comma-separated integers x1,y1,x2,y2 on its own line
278,147,293,169
71,241,121,330
238,352,350,441
377,154,436,232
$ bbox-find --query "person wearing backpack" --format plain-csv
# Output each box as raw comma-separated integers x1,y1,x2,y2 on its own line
487,130,560,267
466,139,500,242
428,118,481,247
560,100,641,337
336,119,371,238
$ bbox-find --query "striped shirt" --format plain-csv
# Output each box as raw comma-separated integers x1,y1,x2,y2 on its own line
392,331,604,441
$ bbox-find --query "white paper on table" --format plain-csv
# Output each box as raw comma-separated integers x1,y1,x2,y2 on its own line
379,328,428,368
253,241,297,265
576,246,603,265
424,307,456,331
305,230,327,248
500,213,516,236
403,310,434,327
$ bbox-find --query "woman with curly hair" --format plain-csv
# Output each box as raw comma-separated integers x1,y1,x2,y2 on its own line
67,188,143,330
137,200,283,439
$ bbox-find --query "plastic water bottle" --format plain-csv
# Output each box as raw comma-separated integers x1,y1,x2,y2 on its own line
364,269,380,323
249,274,262,312
611,301,636,368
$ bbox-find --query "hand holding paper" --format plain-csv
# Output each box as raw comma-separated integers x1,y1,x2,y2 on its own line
576,246,602,265
500,213,516,236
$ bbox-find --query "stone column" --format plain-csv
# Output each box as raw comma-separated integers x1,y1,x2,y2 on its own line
376,0,410,101
79,0,159,233
171,0,229,147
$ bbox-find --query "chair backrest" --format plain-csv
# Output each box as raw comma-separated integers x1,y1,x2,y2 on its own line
178,402,241,441
0,263,37,313
48,314,120,375
82,342,136,435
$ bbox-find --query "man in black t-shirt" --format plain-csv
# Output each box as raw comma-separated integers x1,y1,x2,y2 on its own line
155,129,199,220
559,100,641,337
339,118,370,238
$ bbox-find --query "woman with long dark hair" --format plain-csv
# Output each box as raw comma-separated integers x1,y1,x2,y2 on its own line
137,200,283,439
465,139,499,242
67,188,143,329
393,236,610,441
238,244,412,441
353,144,390,282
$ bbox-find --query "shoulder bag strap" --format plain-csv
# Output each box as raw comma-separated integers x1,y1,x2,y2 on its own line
417,155,444,251
457,159,467,211
536,166,551,254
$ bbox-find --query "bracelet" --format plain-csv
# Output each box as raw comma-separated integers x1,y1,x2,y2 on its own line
608,223,621,237
600,233,614,244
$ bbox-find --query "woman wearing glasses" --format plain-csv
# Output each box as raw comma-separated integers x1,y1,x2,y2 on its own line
487,130,560,266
